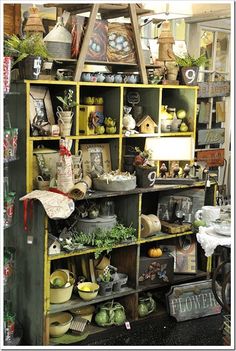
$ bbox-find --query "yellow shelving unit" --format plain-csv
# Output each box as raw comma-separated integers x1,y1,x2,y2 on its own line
10,79,216,345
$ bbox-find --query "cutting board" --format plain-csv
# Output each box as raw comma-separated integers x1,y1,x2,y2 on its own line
161,221,192,234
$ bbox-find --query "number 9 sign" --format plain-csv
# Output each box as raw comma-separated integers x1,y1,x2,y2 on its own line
181,67,199,86
148,170,156,187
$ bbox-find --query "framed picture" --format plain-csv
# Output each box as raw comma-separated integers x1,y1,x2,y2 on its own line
80,143,111,176
107,23,136,64
30,86,55,127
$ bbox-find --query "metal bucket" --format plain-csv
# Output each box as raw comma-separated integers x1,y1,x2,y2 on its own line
44,17,72,59
45,42,71,59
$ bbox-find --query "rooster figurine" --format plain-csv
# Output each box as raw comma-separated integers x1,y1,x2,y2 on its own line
173,163,180,178
160,163,167,178
183,163,191,178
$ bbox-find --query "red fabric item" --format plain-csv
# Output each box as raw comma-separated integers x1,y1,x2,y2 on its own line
59,145,71,157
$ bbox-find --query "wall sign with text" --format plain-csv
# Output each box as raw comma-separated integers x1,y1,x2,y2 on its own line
166,280,222,322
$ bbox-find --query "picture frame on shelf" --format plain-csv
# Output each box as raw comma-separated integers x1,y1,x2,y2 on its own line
80,143,111,176
30,86,55,127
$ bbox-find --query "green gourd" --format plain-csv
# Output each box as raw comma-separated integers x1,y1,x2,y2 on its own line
114,308,126,325
95,310,109,326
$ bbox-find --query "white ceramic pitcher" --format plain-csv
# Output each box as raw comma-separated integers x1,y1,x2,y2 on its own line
195,206,221,226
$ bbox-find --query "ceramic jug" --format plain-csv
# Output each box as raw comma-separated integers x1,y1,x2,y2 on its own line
105,74,115,83
81,72,91,82
96,73,105,82
114,74,123,83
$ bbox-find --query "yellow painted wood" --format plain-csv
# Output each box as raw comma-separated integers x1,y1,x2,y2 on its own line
48,241,137,261
24,79,77,86
29,136,62,141
207,256,212,273
26,141,33,193
137,193,142,240
79,134,120,139
122,133,159,138
138,231,193,244
75,84,80,136
160,132,194,137
44,217,51,313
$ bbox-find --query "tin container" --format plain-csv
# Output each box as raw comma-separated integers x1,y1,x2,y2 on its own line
44,17,72,59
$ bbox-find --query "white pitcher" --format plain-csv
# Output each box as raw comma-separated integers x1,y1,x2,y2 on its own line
195,206,221,226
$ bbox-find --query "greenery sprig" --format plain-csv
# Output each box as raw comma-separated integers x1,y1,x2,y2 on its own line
56,89,78,111
4,33,48,66
61,223,136,258
174,53,208,67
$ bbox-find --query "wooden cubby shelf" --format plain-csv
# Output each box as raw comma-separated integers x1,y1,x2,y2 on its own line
49,287,136,314
8,80,216,346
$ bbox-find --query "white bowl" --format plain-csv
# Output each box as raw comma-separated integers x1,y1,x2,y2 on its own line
212,220,231,236
161,120,172,132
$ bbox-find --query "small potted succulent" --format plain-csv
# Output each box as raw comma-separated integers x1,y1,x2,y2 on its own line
97,266,114,296
4,33,48,80
175,53,208,85
134,147,157,188
56,89,78,136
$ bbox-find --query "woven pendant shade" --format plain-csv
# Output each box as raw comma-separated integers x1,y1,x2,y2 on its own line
158,20,175,61
24,7,45,34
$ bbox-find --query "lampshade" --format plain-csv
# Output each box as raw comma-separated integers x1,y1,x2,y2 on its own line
143,2,192,20
145,137,194,161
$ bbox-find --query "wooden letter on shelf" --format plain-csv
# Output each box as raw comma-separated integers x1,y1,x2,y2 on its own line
216,101,226,122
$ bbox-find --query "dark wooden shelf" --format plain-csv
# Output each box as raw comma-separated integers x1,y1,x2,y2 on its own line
49,287,136,314
139,270,208,292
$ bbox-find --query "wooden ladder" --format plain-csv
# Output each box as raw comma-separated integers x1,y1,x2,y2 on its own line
73,3,148,84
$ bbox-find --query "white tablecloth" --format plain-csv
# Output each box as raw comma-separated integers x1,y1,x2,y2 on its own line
196,226,231,257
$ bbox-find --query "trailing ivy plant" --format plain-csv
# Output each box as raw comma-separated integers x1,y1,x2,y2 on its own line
60,223,136,258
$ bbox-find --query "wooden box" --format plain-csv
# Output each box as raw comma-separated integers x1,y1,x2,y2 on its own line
79,105,104,135
138,255,174,286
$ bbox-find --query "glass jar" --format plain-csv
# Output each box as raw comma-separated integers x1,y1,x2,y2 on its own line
167,107,177,119
100,200,115,217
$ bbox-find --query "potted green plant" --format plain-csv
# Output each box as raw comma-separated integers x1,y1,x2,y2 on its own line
175,53,208,85
4,33,48,80
97,266,114,296
56,89,78,136
133,147,157,188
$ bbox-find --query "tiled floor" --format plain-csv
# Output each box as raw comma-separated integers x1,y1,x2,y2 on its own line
78,313,225,346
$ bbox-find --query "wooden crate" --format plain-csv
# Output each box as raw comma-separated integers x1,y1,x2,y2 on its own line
138,255,174,286
79,105,104,135
161,221,192,234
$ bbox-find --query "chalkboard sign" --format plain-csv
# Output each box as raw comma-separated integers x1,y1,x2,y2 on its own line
166,280,222,322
